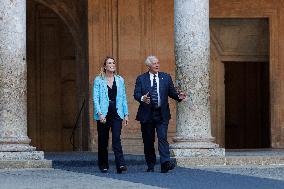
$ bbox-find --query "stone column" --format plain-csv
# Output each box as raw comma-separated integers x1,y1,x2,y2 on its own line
170,0,224,157
0,0,49,166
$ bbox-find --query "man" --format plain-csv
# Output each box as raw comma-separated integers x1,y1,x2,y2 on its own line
134,55,186,173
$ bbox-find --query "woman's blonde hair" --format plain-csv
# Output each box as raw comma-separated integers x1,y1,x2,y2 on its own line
99,56,117,77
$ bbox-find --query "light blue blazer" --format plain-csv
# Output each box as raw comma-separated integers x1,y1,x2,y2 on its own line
93,75,129,120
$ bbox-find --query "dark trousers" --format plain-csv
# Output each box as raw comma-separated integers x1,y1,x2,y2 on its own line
97,102,125,169
141,108,170,168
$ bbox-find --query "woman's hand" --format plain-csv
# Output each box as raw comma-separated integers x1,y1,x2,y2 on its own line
124,115,129,126
99,114,106,124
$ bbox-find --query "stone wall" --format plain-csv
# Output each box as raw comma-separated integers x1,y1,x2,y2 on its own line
88,0,176,153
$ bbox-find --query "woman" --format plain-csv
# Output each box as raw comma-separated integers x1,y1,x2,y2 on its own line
93,56,129,174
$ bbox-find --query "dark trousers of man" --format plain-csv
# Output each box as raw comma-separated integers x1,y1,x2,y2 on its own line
141,108,170,169
97,102,125,170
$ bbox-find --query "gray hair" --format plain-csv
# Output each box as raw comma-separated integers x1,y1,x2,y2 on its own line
144,55,159,66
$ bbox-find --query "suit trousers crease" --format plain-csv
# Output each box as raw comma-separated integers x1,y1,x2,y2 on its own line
141,108,170,168
97,102,125,169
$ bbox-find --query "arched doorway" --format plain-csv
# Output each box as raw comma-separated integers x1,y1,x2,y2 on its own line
27,0,88,151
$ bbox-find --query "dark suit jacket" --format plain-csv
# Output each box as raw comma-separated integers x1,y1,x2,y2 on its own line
134,72,181,123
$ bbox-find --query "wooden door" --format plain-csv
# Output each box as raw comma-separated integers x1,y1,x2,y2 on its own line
225,62,270,148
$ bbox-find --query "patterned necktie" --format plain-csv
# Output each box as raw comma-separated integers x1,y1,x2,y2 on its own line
151,74,159,107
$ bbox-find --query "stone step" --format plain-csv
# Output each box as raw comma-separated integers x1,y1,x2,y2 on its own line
0,151,52,169
0,160,52,169
0,151,45,160
2,155,282,169
45,152,284,168
174,156,284,167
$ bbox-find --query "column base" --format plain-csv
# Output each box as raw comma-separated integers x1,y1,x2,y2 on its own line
0,151,52,169
0,151,45,160
0,137,35,151
170,137,225,157
0,138,52,168
170,148,225,157
0,160,52,169
0,144,36,152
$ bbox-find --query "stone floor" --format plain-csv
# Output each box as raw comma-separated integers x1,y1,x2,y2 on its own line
0,150,283,189
0,164,283,189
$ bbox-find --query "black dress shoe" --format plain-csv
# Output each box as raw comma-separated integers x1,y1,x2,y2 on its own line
146,167,154,172
117,165,127,174
161,161,175,173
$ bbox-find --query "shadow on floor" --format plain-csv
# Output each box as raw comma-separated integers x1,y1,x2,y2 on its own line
45,152,284,189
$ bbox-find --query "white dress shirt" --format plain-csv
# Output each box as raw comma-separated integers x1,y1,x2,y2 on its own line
141,72,161,107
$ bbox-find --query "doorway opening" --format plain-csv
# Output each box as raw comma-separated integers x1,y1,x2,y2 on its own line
225,61,270,148
27,0,88,151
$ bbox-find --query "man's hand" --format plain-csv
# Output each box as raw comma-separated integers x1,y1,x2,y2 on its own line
142,92,151,104
124,115,129,126
178,92,188,101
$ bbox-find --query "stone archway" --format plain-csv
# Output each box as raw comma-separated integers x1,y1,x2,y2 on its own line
27,0,88,151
